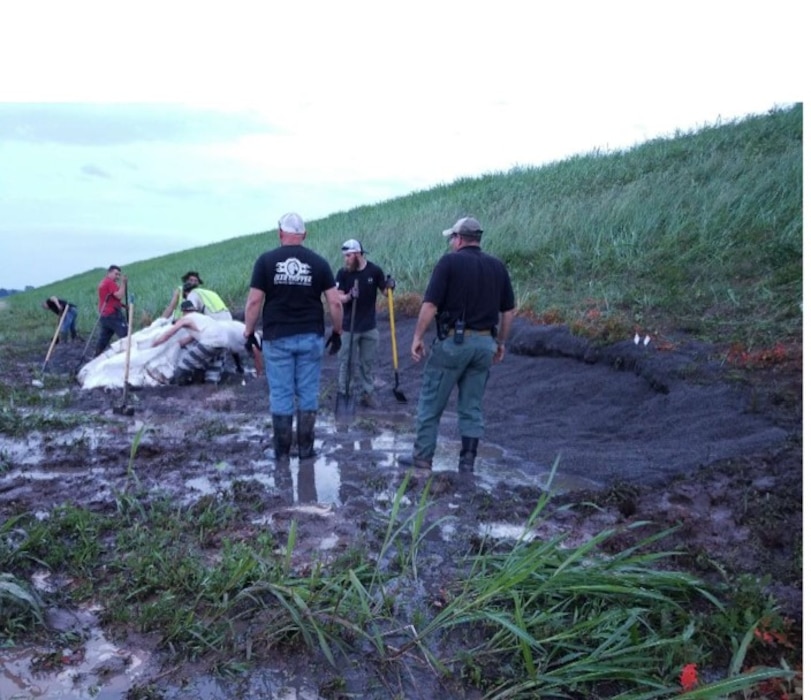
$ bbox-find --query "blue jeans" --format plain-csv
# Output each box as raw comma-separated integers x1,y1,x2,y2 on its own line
263,333,324,415
413,334,496,459
60,306,78,340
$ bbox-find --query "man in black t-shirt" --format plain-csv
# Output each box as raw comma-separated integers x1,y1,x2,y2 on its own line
42,296,79,343
398,216,516,473
243,212,344,461
335,239,395,408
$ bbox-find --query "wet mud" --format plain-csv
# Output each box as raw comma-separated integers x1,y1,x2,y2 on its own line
0,315,802,698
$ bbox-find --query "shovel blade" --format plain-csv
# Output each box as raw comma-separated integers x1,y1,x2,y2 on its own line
392,371,407,403
335,392,356,419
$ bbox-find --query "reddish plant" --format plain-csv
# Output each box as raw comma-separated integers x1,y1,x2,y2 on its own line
680,663,699,692
726,342,791,368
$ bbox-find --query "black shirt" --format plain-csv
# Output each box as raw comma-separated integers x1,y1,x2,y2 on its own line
423,246,515,331
336,261,386,333
249,245,337,341
45,298,75,315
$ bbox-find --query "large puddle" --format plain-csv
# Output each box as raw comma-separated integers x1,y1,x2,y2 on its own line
0,414,601,503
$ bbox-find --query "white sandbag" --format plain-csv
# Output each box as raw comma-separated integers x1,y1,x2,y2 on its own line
78,318,175,389
77,317,248,389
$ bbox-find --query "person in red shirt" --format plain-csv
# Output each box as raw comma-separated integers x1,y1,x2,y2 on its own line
94,265,129,356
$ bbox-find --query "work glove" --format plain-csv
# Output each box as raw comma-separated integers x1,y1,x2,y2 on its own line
325,331,342,355
244,333,260,353
349,284,359,299
385,275,396,290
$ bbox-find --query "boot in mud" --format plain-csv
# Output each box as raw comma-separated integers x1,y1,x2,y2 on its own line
397,453,433,470
272,414,294,460
297,410,317,460
458,436,479,473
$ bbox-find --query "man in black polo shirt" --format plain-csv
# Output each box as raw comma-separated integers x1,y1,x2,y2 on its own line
398,216,516,473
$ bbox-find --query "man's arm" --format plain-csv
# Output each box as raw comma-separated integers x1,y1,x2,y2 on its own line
324,286,344,333
152,317,193,347
493,308,516,364
410,301,437,362
161,288,180,319
243,288,265,339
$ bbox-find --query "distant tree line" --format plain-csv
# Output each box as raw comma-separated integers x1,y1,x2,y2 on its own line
0,287,33,298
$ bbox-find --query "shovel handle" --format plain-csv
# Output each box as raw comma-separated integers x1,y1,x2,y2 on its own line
344,285,359,397
123,302,135,387
43,302,71,371
387,288,399,371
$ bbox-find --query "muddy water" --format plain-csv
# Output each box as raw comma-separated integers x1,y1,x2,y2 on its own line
0,408,600,700
1,622,147,699
0,413,600,507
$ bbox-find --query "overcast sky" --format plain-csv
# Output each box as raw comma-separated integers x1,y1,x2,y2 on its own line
0,1,804,290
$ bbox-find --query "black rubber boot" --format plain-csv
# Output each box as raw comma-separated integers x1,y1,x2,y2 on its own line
272,414,294,460
397,453,433,470
297,410,317,460
458,436,479,473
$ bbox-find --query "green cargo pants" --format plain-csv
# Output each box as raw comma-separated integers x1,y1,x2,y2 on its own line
412,334,496,460
337,328,379,396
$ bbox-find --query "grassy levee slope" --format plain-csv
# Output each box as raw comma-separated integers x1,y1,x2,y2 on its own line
0,103,801,348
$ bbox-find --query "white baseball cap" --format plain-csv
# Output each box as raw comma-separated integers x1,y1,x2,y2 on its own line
341,239,364,254
278,212,306,235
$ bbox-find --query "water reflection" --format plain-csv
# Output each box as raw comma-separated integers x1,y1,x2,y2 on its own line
0,609,150,700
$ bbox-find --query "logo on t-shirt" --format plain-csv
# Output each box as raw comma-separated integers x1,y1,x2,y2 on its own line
275,258,313,286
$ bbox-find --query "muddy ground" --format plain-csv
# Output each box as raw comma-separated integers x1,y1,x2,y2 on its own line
0,313,803,698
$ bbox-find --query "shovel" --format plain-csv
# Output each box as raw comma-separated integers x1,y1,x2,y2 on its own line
113,298,135,416
74,292,111,375
335,281,358,418
386,288,407,403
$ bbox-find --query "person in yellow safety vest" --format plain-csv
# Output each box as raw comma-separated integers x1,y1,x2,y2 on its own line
161,271,198,320
161,271,233,321
186,285,232,321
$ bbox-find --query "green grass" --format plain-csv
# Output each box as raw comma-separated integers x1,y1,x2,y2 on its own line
0,104,801,350
0,470,795,697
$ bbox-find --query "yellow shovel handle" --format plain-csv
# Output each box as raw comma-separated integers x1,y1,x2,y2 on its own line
387,288,399,371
